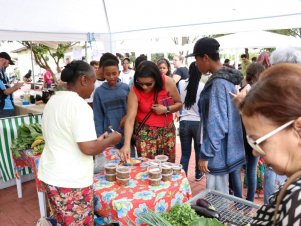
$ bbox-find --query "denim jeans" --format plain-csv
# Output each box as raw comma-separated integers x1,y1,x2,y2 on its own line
206,173,229,194
264,167,287,204
229,168,243,198
246,155,259,201
179,120,201,177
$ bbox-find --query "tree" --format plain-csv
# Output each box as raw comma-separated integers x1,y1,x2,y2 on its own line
20,42,78,82
171,36,200,64
269,28,301,38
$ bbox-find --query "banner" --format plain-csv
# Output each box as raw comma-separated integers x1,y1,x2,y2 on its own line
0,114,42,181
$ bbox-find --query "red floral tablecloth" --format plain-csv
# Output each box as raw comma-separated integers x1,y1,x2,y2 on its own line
13,147,118,193
14,149,45,192
94,149,192,226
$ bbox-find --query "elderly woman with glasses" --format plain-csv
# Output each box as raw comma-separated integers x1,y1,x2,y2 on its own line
238,63,301,225
119,61,182,163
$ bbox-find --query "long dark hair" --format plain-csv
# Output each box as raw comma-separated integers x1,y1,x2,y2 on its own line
133,61,163,91
157,58,171,76
184,62,202,109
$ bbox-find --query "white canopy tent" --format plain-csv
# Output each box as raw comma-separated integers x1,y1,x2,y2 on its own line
216,31,301,49
1,0,301,52
214,30,301,68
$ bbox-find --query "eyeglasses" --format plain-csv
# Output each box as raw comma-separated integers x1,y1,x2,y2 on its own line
136,80,154,87
246,120,295,156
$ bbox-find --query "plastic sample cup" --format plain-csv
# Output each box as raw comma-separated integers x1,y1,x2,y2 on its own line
172,164,182,175
161,163,173,174
105,163,118,174
116,176,130,186
116,166,131,179
148,166,162,179
155,155,169,163
162,172,173,181
105,173,116,182
149,176,162,186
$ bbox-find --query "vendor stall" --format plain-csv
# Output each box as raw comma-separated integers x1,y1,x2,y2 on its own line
12,147,192,225
14,101,45,116
94,149,192,225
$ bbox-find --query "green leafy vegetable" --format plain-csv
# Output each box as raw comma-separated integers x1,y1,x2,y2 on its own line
191,216,226,226
137,210,172,226
161,204,200,226
11,123,43,158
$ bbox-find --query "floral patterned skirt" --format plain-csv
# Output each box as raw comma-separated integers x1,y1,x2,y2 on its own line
135,121,176,162
44,183,94,226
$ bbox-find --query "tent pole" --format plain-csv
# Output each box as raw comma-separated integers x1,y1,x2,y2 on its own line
85,41,88,62
30,42,35,90
102,0,112,52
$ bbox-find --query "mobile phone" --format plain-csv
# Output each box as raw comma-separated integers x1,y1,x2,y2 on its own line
107,126,115,133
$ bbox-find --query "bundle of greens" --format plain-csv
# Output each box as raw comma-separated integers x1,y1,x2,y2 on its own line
160,204,200,226
11,123,43,158
192,216,225,226
137,210,172,226
137,204,227,226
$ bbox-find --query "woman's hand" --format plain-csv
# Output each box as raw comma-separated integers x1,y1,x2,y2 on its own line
119,145,131,162
151,104,167,115
199,159,210,173
230,85,250,108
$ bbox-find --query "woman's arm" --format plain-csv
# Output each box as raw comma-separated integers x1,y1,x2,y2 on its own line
165,76,183,113
78,131,122,156
119,88,138,159
151,76,183,115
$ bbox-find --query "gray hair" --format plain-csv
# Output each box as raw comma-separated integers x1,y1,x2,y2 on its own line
270,47,301,65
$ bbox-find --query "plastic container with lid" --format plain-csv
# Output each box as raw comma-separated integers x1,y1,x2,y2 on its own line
149,176,162,186
105,163,118,174
105,173,116,182
116,166,131,179
161,163,173,174
162,172,173,182
155,155,168,163
172,164,182,175
116,176,130,186
148,165,162,179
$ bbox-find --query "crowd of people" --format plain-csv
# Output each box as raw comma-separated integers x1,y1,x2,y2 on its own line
2,37,301,225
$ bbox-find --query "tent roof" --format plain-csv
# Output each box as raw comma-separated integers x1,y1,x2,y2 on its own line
1,0,301,41
216,31,301,49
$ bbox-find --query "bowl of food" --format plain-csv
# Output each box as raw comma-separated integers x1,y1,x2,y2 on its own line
155,155,168,163
125,158,142,166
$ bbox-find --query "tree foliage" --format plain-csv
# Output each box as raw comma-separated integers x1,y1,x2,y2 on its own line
20,42,78,82
269,28,301,38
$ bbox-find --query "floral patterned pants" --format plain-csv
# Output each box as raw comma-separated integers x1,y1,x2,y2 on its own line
135,122,176,162
44,183,94,226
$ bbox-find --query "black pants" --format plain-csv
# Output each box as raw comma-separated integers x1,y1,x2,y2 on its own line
0,109,15,118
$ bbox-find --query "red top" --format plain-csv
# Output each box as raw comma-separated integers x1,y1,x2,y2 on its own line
133,76,173,127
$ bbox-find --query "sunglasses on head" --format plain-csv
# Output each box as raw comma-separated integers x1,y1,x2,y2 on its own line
136,80,154,87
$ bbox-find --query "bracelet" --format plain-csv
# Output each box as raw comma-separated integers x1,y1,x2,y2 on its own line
166,105,171,114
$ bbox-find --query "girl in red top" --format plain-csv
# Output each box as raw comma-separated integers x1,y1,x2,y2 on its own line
43,68,53,89
120,61,182,162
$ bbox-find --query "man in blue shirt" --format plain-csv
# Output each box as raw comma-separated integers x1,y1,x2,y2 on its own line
0,52,23,118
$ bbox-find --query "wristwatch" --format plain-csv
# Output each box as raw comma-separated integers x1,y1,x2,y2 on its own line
166,106,171,114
